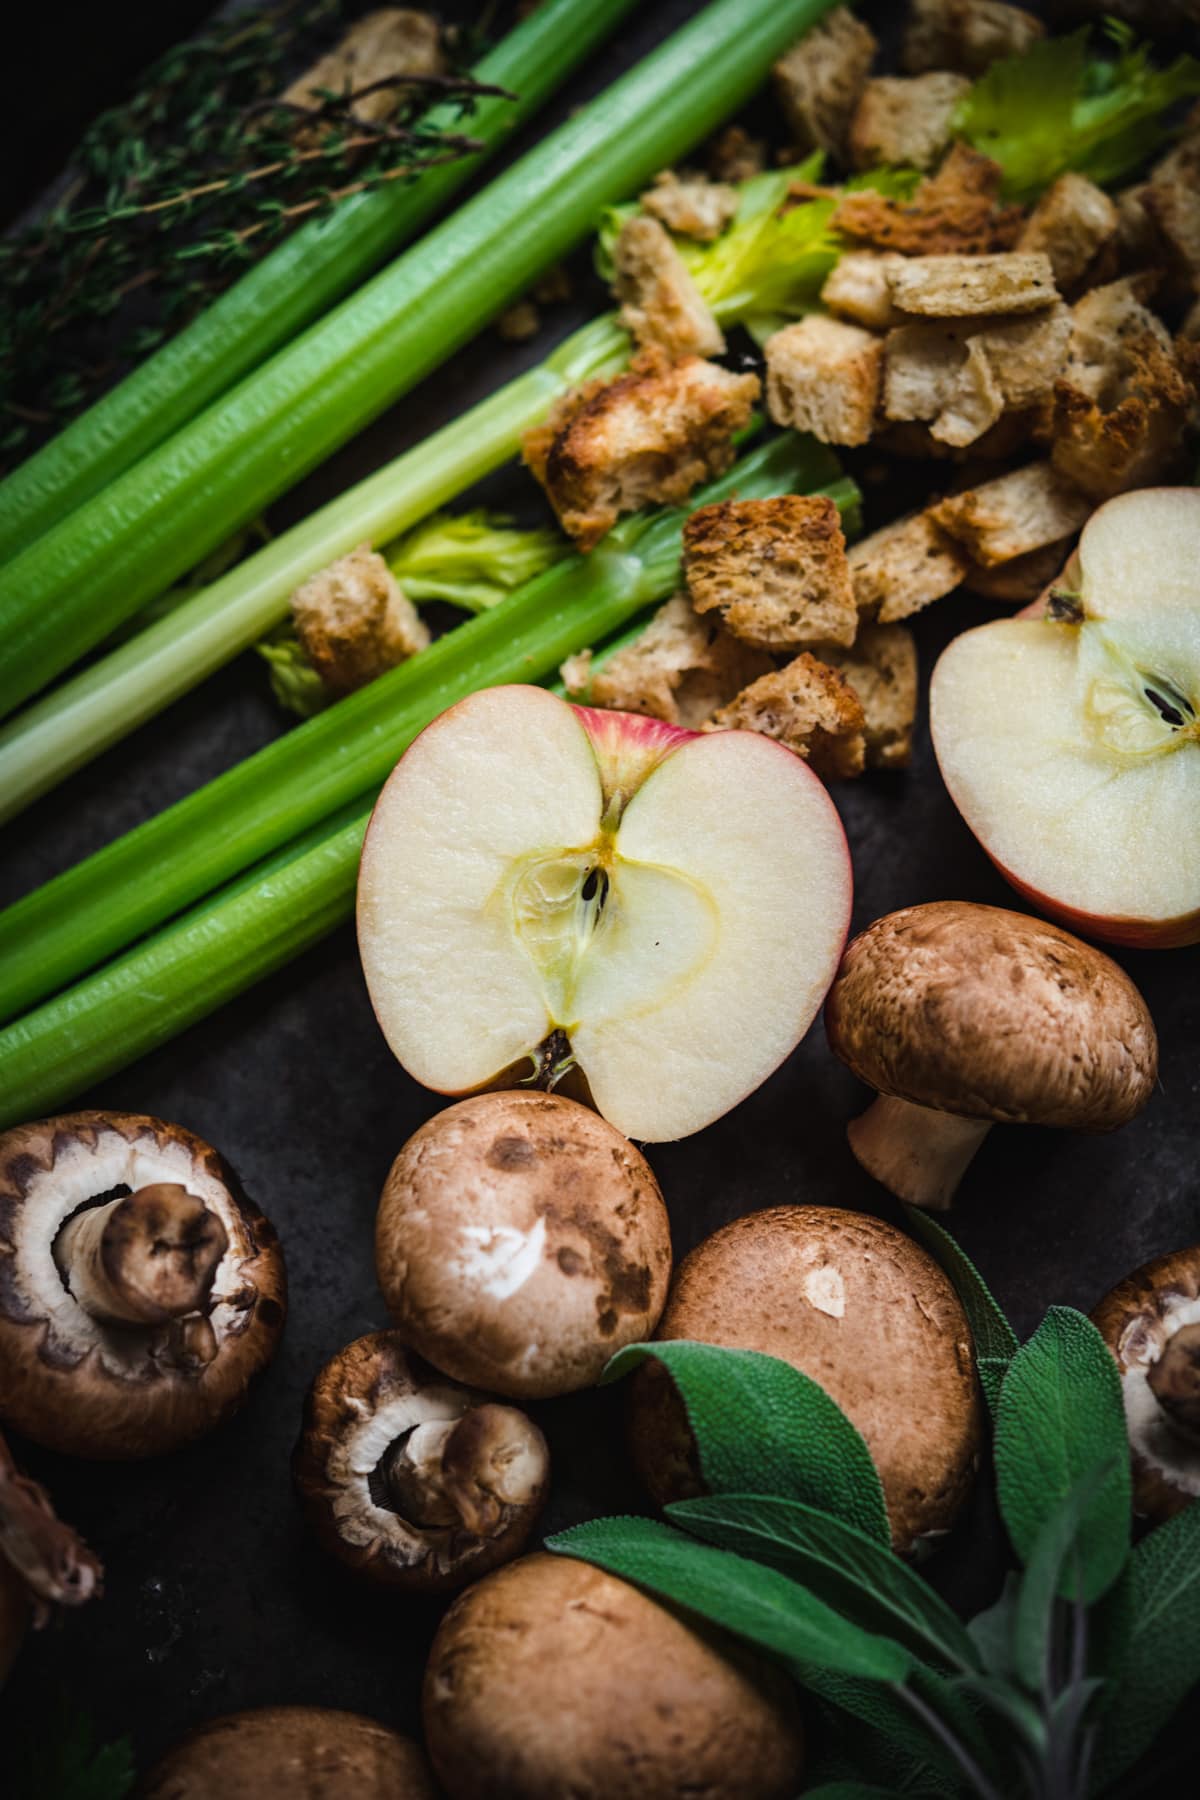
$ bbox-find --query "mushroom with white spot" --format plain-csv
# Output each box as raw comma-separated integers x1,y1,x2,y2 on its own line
0,1112,286,1457
1093,1246,1200,1524
375,1091,671,1399
824,902,1158,1211
140,1705,439,1798
293,1330,549,1591
0,1427,101,1685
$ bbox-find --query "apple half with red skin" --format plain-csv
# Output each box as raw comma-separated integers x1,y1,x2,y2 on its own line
931,488,1200,949
357,685,852,1142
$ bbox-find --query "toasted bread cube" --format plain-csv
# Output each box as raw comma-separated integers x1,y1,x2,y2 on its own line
929,463,1091,566
1182,296,1200,341
581,594,772,728
848,73,972,173
284,8,444,122
1143,181,1200,286
613,215,724,359
766,316,884,447
773,8,878,159
291,544,429,696
961,538,1073,603
834,142,1024,256
848,510,969,622
707,653,866,778
902,0,1043,75
819,624,918,769
821,251,907,329
888,252,1058,316
683,495,857,651
707,124,766,185
1017,174,1118,291
971,303,1072,406
640,170,739,242
1057,278,1171,399
522,352,759,552
884,323,1004,446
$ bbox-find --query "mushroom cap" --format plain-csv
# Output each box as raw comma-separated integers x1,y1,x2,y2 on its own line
293,1330,549,1592
376,1092,671,1399
0,1112,286,1458
824,901,1157,1126
629,1205,982,1551
139,1706,438,1799
422,1553,804,1800
1092,1245,1200,1523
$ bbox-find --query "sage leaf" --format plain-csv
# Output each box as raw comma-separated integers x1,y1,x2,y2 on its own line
668,1492,979,1674
967,1574,1019,1678
547,1514,911,1682
809,1666,985,1797
1011,1464,1116,1692
605,1340,890,1543
904,1208,1017,1414
994,1307,1131,1603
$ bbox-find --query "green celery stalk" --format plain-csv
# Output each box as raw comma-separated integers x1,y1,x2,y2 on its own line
0,0,838,721
0,0,641,567
0,436,845,1036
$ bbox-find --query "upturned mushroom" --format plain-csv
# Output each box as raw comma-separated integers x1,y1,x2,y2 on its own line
140,1705,439,1798
294,1330,549,1591
824,901,1158,1210
0,1428,101,1685
376,1091,671,1398
422,1552,805,1799
629,1205,983,1553
0,1112,286,1457
1093,1245,1200,1523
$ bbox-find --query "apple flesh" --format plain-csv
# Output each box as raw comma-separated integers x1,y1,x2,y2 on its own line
357,685,852,1142
931,488,1200,948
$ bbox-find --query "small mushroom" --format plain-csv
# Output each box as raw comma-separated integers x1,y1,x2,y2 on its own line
0,1428,101,1685
139,1705,439,1798
628,1205,983,1553
422,1553,805,1800
294,1330,549,1591
376,1091,671,1398
1093,1246,1200,1523
824,901,1158,1210
0,1112,286,1457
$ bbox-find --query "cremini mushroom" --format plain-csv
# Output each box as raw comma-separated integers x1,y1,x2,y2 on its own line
0,1428,101,1685
1093,1245,1200,1523
422,1552,805,1800
376,1091,671,1398
139,1705,438,1798
0,1112,286,1457
629,1205,983,1553
824,901,1158,1210
294,1330,549,1592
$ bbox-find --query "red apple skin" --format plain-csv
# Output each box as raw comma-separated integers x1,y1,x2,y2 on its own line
980,849,1200,950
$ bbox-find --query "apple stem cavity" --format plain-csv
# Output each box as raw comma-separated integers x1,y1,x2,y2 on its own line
846,1097,992,1212
1046,588,1085,625
522,1028,578,1093
1147,1322,1200,1440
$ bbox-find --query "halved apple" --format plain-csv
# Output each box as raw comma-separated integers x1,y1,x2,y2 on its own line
931,488,1200,948
357,685,852,1141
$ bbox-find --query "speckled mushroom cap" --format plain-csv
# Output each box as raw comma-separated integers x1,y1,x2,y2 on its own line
0,1112,285,1458
629,1205,982,1552
824,902,1157,1126
376,1091,671,1399
422,1553,804,1800
1093,1246,1200,1523
139,1706,439,1799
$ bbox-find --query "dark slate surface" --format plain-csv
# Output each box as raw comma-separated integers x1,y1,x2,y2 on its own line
1,0,1197,1783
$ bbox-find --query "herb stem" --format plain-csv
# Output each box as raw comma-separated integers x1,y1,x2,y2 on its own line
894,1682,1007,1800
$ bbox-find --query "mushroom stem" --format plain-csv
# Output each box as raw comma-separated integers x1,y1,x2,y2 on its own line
1148,1323,1200,1439
53,1183,228,1328
379,1405,548,1535
847,1096,992,1211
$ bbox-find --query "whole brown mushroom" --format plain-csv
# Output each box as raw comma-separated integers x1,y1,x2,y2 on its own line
825,902,1158,1210
629,1205,982,1553
422,1552,804,1800
0,1112,286,1458
138,1705,438,1798
1093,1245,1200,1523
0,1428,100,1685
294,1330,549,1592
376,1091,671,1398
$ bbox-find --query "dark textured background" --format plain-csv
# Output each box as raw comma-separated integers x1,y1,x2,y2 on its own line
1,0,1197,1784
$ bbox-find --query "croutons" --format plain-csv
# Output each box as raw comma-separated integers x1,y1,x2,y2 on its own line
1142,182,1200,290
522,351,760,552
821,251,907,329
834,142,1024,256
901,0,1043,76
887,252,1058,317
683,496,857,651
766,316,884,447
612,216,724,359
706,124,766,185
928,463,1091,567
284,8,444,123
575,593,772,728
961,538,1073,603
772,7,878,160
883,303,1070,446
820,624,919,769
707,653,866,779
291,543,430,696
848,510,969,621
1017,174,1118,292
640,170,739,242
847,73,973,173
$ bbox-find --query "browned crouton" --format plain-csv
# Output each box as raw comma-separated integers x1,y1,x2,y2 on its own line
902,0,1044,75
291,543,430,696
888,252,1058,316
834,143,1025,255
884,323,1004,445
707,654,867,778
821,251,908,329
1017,174,1118,292
929,463,1091,566
640,170,739,242
1142,182,1200,289
522,352,760,552
284,9,443,123
707,125,766,185
772,7,878,160
579,594,772,728
848,73,972,173
683,495,857,651
848,510,969,621
766,316,885,447
612,216,724,359
819,624,919,768
961,538,1074,603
